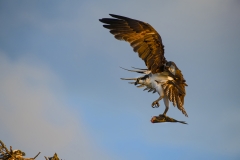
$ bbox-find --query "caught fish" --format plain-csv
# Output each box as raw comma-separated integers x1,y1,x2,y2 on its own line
151,114,187,124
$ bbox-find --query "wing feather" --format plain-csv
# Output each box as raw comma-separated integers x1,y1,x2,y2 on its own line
140,48,151,60
162,81,188,117
172,92,177,107
130,38,144,47
169,86,173,101
99,14,166,73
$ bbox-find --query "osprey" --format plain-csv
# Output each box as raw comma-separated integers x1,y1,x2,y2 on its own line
99,14,188,117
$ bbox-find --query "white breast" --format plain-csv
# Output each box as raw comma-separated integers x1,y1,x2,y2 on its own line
149,72,173,96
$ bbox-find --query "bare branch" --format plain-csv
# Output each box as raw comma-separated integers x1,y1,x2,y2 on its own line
33,152,41,159
0,140,11,155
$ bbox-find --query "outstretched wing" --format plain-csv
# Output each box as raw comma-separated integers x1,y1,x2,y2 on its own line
99,14,166,74
162,79,188,117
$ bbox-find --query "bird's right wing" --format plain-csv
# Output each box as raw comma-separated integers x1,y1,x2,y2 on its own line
99,14,166,73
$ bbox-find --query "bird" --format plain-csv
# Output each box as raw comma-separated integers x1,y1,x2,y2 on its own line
99,14,188,117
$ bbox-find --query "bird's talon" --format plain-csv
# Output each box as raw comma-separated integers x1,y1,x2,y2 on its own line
151,101,160,108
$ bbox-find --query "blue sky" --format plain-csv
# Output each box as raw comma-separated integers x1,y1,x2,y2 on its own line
0,1,240,159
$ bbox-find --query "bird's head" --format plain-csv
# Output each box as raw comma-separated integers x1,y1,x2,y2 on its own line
165,61,177,75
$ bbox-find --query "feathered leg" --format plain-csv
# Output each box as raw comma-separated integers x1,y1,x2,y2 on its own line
161,95,169,116
152,83,164,108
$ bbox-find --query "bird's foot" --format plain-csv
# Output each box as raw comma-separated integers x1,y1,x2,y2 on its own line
152,101,160,108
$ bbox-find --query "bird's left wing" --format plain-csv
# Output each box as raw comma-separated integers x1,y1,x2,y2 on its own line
99,14,166,73
162,80,188,117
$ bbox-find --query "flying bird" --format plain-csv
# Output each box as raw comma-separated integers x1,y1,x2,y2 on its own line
99,14,188,117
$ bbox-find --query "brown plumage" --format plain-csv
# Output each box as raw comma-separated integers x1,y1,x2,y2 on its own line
100,14,188,117
99,14,166,74
162,80,188,117
162,61,188,116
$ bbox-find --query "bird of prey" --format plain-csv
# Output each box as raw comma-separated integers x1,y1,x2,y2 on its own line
99,14,188,117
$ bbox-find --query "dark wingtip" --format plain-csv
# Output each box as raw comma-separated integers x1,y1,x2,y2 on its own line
109,13,116,17
109,14,120,19
109,14,130,20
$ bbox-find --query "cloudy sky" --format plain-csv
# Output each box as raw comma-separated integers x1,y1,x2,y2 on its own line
0,1,240,159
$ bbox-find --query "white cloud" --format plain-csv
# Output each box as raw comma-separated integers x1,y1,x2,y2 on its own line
0,52,115,159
